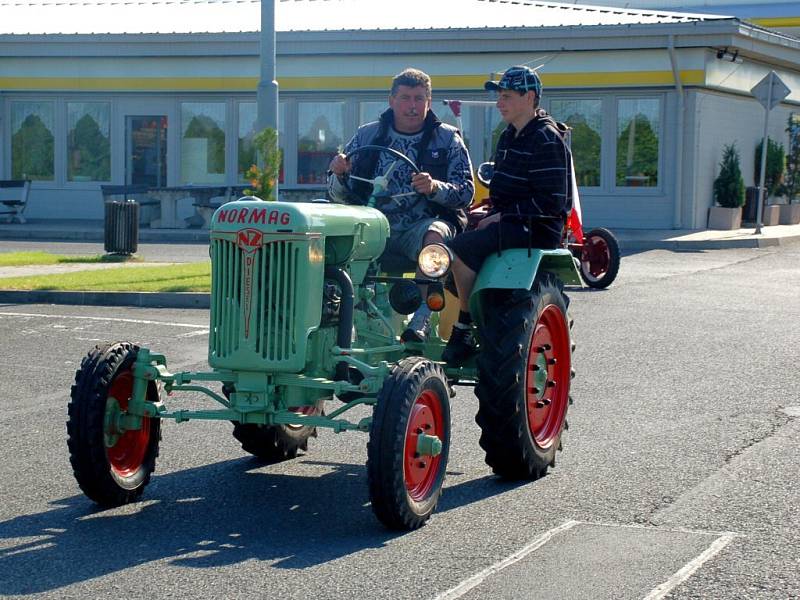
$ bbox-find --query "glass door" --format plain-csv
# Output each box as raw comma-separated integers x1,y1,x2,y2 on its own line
126,115,167,187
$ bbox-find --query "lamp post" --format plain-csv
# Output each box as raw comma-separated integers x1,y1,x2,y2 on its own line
257,0,279,200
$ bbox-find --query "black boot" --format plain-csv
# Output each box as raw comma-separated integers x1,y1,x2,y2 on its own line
442,325,478,365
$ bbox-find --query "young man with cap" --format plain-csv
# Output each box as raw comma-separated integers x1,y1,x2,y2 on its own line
442,65,573,365
327,68,474,343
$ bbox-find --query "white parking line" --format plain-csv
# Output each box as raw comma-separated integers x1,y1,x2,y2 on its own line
0,311,205,329
433,520,580,600
643,533,737,600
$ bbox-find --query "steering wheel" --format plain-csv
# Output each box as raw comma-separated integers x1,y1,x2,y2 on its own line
344,144,421,207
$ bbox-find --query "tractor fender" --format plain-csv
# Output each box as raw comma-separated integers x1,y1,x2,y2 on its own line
468,248,581,323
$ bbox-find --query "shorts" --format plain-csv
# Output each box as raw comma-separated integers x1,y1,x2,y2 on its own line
447,221,561,273
385,218,457,263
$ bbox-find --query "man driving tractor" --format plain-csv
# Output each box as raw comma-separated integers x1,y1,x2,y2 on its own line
327,67,474,344
442,65,574,365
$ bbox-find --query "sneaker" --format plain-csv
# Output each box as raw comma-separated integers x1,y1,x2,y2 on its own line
442,325,478,365
401,306,432,343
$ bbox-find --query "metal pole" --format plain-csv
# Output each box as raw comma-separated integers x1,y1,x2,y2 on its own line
754,72,773,235
257,0,279,200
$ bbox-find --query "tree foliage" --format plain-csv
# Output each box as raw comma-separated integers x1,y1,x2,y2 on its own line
713,143,745,208
244,128,282,201
783,116,800,204
616,114,659,187
11,114,54,180
754,137,785,198
69,114,110,181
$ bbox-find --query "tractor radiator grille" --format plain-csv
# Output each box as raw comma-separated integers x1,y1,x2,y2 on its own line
209,237,301,364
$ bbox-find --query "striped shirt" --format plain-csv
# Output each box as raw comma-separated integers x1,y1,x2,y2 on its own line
490,110,572,241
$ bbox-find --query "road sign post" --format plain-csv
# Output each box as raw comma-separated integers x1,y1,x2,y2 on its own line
750,71,791,234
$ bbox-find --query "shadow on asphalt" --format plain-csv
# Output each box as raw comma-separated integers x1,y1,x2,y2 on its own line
0,456,524,594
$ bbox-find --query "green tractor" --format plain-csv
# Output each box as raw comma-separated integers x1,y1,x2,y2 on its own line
67,146,580,530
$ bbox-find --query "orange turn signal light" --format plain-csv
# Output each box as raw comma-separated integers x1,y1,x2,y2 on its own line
426,292,445,311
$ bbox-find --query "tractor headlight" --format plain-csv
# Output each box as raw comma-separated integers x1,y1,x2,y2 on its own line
417,243,452,279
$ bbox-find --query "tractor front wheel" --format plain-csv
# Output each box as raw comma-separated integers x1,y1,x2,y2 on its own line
67,342,161,506
475,274,572,479
368,357,450,530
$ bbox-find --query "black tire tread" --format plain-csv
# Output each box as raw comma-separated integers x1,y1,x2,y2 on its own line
475,274,572,479
367,357,450,530
580,227,621,289
67,342,161,507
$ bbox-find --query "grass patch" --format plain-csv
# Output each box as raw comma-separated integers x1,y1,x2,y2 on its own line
0,251,140,267
0,262,211,292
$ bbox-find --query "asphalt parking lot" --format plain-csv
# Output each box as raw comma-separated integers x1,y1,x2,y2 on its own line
0,244,798,599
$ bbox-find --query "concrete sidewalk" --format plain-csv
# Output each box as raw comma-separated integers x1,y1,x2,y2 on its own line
1,219,798,309
2,218,800,251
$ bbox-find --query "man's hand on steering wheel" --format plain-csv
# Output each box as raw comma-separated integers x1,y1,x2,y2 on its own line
342,145,430,201
329,153,351,177
411,172,437,196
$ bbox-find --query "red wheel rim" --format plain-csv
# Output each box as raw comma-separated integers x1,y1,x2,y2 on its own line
403,389,444,502
525,305,570,448
106,370,150,478
581,235,610,280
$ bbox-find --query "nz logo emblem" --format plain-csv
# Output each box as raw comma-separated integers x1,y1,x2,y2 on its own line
237,229,263,338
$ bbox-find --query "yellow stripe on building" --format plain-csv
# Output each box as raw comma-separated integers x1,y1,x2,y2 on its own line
0,70,705,92
749,17,800,28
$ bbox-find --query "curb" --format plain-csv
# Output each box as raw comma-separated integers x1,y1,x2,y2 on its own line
0,290,209,309
620,234,799,252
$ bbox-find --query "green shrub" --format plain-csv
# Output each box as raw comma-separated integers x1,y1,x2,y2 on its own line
244,128,282,201
713,143,745,208
784,115,800,204
754,137,786,197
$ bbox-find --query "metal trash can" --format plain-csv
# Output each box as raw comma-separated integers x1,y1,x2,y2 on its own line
104,200,139,255
742,186,761,223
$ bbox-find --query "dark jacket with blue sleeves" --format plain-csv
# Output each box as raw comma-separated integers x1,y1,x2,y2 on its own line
328,109,473,233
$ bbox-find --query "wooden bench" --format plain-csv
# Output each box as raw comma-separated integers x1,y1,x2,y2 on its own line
0,180,31,224
191,185,249,228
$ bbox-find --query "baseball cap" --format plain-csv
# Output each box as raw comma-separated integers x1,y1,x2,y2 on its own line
484,65,542,96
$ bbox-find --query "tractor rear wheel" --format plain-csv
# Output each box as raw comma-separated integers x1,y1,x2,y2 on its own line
475,274,572,479
368,357,450,530
232,400,324,463
579,227,620,289
67,342,161,506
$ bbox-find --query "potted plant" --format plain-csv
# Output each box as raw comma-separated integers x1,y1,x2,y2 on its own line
244,127,282,201
709,143,745,230
780,114,800,224
754,137,785,226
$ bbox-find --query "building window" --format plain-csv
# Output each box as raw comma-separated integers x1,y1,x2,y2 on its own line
67,102,111,182
616,98,660,188
359,101,387,126
181,102,226,184
298,102,344,184
550,99,602,187
238,102,285,183
11,101,54,181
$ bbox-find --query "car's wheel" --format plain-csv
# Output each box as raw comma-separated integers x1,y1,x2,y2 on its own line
475,274,573,479
368,357,450,530
579,227,621,289
67,342,161,506
232,399,325,463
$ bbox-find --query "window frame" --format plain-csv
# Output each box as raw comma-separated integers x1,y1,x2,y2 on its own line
611,94,665,195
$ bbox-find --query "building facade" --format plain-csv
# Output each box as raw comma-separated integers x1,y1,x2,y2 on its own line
1,0,799,229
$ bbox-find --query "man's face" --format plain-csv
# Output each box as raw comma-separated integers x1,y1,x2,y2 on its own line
496,90,536,125
389,85,430,134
